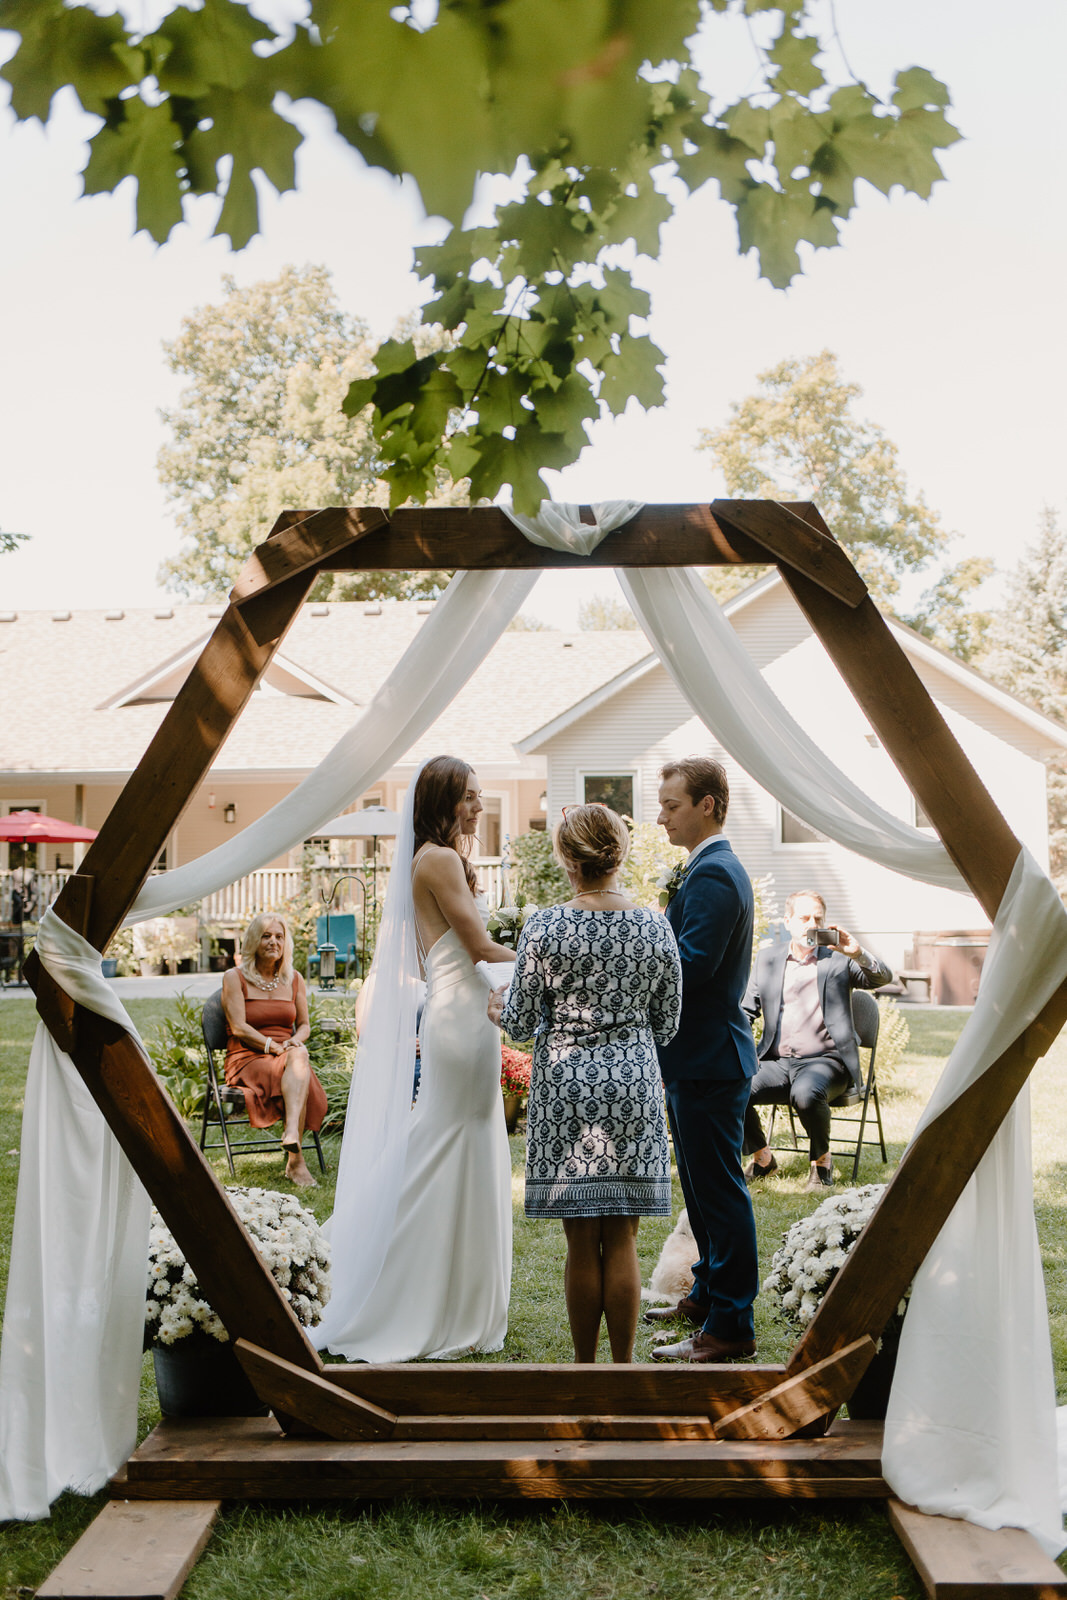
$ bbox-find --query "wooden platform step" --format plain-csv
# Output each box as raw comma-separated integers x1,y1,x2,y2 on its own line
36,1498,220,1600
115,1415,888,1502
888,1500,1067,1599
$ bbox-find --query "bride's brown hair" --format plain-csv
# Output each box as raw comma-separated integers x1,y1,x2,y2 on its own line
413,755,478,894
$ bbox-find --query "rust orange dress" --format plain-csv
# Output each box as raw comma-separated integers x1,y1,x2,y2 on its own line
224,972,327,1131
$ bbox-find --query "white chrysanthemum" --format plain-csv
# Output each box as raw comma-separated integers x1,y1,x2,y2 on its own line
146,1188,330,1347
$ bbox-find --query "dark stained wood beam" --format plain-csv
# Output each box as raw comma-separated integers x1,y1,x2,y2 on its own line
712,500,869,607
235,1342,397,1440
230,507,390,603
273,504,770,571
119,1415,890,1501
20,1007,323,1374
789,973,1067,1376
45,569,319,959
714,1338,875,1440
777,565,1020,921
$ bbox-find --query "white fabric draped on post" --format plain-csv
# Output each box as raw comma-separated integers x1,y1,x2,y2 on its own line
2,498,1065,1553
0,912,150,1520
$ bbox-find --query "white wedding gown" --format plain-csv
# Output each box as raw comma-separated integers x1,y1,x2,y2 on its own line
318,907,513,1362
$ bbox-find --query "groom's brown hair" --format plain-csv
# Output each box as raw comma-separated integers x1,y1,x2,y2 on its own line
413,755,479,893
660,757,730,824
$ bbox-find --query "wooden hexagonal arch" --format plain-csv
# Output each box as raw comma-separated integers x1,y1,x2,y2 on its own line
25,502,1067,1508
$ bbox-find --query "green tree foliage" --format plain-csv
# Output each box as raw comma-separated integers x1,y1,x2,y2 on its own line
0,528,28,555
981,508,1067,895
156,265,459,599
1,1,960,511
698,351,991,652
578,594,639,630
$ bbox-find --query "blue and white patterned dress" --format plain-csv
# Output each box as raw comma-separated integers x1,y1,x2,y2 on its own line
500,906,682,1219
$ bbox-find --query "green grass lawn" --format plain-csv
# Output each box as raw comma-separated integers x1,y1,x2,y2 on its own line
1,996,1065,1598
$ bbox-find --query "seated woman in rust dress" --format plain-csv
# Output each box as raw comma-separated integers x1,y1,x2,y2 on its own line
221,912,326,1188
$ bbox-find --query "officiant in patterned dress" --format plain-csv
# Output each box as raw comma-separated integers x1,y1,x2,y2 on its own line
493,803,681,1364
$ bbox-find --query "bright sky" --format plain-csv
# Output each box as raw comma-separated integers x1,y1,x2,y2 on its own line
0,0,1063,627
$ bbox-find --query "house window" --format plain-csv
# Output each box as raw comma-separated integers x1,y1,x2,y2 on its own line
913,796,936,832
779,807,823,846
582,774,635,817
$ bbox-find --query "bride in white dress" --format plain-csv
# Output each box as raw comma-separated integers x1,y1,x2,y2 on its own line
314,756,516,1362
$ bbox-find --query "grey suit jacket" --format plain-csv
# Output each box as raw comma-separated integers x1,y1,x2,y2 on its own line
742,942,892,1093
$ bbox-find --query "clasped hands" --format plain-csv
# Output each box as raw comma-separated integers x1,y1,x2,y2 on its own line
487,984,507,1026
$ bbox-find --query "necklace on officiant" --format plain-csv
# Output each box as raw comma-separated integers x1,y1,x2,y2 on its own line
247,965,284,992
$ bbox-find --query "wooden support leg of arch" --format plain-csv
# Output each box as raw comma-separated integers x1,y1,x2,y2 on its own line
713,1338,876,1440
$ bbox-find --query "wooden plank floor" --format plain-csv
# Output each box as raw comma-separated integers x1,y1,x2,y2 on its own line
888,1500,1067,1599
115,1416,889,1501
36,1499,219,1600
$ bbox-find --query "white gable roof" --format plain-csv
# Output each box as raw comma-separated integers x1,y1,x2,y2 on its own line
518,573,1067,757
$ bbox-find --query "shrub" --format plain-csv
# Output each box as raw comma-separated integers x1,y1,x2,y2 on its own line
506,830,568,906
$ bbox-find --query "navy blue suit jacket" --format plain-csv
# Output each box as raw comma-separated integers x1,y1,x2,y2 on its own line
656,837,758,1086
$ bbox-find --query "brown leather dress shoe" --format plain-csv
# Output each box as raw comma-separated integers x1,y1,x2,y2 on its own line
686,1330,757,1362
650,1330,757,1362
643,1295,704,1327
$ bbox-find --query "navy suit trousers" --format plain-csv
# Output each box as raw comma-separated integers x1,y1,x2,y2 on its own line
665,1075,758,1343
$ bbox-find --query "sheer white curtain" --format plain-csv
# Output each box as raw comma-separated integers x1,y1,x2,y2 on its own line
0,912,150,1520
312,764,425,1354
130,567,539,920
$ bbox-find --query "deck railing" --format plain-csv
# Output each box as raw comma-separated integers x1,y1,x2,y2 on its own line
0,858,509,936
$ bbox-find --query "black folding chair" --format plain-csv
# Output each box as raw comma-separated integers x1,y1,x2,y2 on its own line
766,987,888,1183
198,989,326,1178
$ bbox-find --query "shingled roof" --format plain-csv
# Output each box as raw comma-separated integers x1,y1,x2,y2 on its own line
0,603,651,777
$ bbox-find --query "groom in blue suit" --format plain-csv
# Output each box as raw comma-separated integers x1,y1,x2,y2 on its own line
647,756,759,1361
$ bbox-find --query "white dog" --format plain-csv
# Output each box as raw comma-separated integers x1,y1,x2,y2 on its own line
644,1209,695,1302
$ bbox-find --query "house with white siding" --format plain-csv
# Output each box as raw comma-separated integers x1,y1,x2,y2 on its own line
2,578,1064,983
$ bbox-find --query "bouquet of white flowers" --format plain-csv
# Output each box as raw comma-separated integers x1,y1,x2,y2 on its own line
145,1186,331,1347
486,902,533,951
763,1184,908,1330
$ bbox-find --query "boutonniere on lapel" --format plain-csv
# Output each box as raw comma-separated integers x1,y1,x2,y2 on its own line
658,860,689,909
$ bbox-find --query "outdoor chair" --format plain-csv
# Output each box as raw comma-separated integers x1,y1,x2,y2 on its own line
766,987,888,1183
307,913,360,983
198,990,326,1179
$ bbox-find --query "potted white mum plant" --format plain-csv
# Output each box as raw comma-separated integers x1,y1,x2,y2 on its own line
762,1184,909,1419
145,1186,330,1416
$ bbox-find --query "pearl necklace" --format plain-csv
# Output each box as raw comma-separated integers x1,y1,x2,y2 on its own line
247,965,285,992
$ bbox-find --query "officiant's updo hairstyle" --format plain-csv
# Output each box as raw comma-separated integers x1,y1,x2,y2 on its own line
554,803,630,884
413,755,479,894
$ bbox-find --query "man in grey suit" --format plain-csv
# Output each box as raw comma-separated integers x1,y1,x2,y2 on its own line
743,889,892,1192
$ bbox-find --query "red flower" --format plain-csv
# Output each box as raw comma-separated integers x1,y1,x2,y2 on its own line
500,1046,532,1096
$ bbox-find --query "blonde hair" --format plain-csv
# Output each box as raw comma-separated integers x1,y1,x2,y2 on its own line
241,913,294,984
554,804,630,883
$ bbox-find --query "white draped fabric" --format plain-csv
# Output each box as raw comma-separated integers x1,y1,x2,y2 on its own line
0,912,150,1520
311,762,425,1348
2,498,1065,1551
129,568,540,921
881,849,1067,1554
618,567,968,891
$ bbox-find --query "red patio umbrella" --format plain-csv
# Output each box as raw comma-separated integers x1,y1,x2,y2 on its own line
0,810,98,843
0,811,98,986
